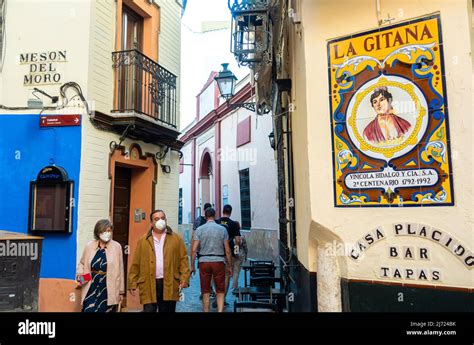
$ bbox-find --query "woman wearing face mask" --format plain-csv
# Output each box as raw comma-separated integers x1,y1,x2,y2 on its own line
76,219,125,312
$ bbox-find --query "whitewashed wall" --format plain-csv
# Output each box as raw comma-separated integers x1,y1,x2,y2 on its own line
0,0,92,111
87,0,115,115
220,107,279,230
195,127,215,210
154,0,182,129
198,83,215,120
179,101,279,231
178,141,193,224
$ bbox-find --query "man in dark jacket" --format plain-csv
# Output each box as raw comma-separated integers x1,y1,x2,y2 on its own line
216,204,241,304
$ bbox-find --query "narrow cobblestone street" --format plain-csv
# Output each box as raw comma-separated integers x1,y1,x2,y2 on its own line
175,235,245,312
127,237,246,313
176,266,245,312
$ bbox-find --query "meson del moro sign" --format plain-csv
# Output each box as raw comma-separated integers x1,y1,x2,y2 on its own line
327,14,453,207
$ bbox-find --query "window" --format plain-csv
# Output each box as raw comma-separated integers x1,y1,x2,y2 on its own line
122,5,143,51
178,188,183,224
239,169,251,229
222,185,229,206
29,166,74,234
236,116,251,147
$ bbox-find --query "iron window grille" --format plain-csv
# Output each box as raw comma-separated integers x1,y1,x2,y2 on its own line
239,168,252,229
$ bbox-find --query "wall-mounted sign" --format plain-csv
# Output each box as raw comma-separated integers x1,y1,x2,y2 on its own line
20,50,67,86
40,115,81,128
349,223,472,283
328,14,453,207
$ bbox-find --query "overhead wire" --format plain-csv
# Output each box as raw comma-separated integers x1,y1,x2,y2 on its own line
1,81,103,129
0,0,6,73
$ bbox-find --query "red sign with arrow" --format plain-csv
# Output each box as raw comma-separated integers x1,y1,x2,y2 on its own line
40,114,81,127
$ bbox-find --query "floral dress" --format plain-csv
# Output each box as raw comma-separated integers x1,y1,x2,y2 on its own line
82,248,109,312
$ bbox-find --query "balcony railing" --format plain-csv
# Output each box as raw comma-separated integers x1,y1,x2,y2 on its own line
112,49,177,128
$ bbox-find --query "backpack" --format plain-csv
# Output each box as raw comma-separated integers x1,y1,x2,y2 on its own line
240,236,248,261
229,236,238,257
193,215,206,230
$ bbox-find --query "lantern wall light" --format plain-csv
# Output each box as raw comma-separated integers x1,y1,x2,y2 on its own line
268,131,275,150
214,63,260,113
228,0,272,68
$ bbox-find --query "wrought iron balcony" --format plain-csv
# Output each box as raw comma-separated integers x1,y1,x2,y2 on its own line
112,49,177,128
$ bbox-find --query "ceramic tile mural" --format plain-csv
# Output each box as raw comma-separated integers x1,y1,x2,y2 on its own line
327,14,453,207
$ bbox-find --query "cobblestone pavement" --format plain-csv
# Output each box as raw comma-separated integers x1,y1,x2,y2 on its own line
176,266,245,313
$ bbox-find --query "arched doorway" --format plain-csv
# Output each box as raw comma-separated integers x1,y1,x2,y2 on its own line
199,150,213,213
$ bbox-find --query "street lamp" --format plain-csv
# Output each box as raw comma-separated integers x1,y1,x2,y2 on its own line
214,63,237,101
268,131,275,150
214,63,257,113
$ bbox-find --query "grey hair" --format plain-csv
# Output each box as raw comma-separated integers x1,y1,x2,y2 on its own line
150,209,166,221
93,219,113,240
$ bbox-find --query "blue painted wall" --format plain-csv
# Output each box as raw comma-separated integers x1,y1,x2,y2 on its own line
0,114,81,279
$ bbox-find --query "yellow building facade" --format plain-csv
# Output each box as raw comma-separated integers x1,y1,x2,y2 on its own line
249,0,472,311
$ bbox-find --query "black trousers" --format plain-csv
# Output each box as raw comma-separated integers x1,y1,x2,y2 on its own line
143,278,176,313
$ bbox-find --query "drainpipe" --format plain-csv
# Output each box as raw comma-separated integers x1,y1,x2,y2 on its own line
214,120,221,218
191,137,196,221
285,93,296,254
274,81,294,262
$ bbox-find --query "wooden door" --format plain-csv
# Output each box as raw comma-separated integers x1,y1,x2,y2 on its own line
113,166,131,302
120,6,143,112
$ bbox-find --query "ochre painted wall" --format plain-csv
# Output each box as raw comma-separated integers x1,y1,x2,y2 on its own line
290,0,472,297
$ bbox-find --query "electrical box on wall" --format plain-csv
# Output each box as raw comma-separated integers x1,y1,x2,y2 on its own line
134,209,142,223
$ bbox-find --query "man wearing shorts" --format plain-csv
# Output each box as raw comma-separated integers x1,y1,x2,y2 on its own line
191,207,232,312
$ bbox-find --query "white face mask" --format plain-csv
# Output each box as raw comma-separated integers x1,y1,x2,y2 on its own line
99,231,112,242
155,219,167,231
